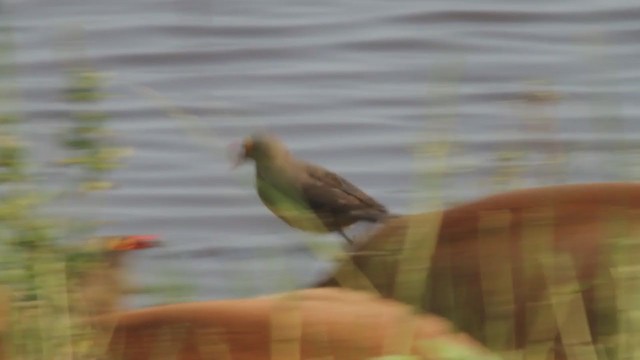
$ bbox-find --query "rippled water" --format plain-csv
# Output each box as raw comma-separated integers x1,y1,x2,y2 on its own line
5,0,640,306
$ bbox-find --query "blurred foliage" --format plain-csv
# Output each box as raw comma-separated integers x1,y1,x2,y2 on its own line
0,36,116,357
57,66,130,191
0,27,191,359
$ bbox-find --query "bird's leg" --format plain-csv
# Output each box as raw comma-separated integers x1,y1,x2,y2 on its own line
337,229,354,245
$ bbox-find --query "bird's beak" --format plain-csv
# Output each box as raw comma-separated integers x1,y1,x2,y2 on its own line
228,141,247,169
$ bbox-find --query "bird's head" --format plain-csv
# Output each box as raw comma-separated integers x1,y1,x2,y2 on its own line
230,132,290,168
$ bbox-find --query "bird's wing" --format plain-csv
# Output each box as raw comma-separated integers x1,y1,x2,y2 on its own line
302,164,388,219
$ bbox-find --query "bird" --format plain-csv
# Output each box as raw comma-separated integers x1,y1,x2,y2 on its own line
231,132,393,244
